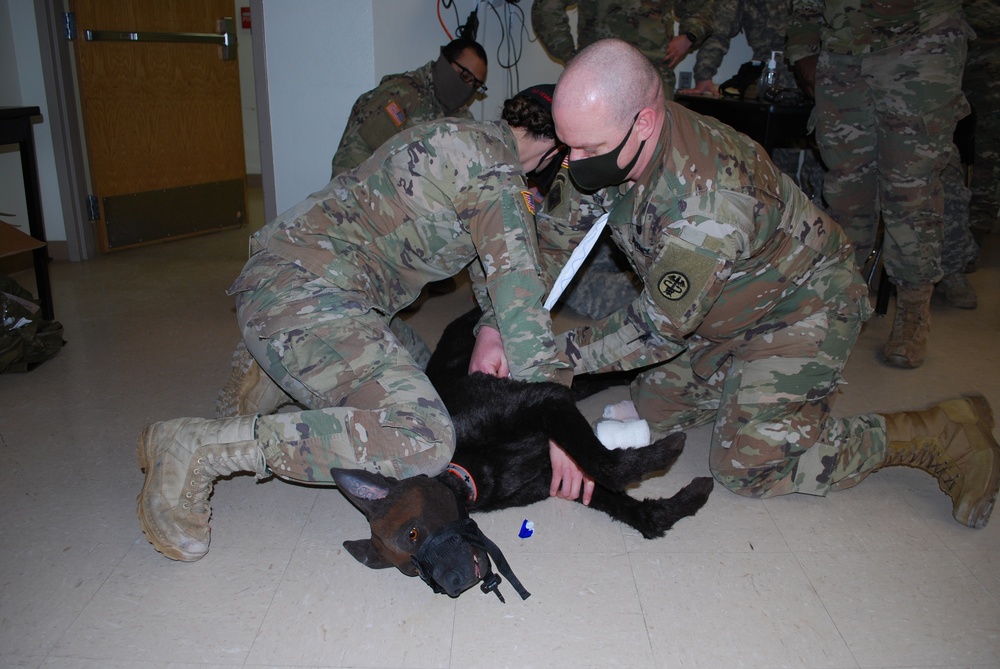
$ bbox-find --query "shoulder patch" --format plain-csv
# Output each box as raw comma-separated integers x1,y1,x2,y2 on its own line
656,271,691,301
645,234,727,331
384,100,407,127
521,190,538,215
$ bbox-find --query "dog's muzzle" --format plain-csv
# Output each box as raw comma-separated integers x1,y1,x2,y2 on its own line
411,517,531,603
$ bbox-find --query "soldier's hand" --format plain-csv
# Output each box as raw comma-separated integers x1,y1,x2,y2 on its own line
678,79,720,97
548,439,594,505
793,55,818,100
468,326,510,377
664,34,693,69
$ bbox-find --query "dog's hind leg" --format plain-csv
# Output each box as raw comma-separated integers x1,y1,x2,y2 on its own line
541,403,687,490
587,477,715,539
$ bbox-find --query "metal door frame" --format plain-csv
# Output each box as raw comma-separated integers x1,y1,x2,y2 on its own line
34,0,94,261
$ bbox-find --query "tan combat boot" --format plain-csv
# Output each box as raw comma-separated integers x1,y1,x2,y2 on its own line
215,342,292,418
936,272,978,310
877,395,1000,528
882,283,933,368
137,415,268,561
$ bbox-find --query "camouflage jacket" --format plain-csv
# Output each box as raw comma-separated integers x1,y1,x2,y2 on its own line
549,102,871,376
531,0,714,66
234,119,570,385
965,0,1000,53
693,0,788,82
786,0,964,63
330,61,473,178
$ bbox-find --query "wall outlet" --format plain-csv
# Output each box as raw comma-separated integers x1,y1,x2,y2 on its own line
678,71,693,90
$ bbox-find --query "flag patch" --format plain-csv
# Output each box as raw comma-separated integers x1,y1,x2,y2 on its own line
384,100,406,127
521,190,537,215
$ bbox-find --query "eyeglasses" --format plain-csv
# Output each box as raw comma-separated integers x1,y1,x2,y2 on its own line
446,56,487,94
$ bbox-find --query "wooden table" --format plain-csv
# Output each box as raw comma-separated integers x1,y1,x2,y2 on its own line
0,106,54,320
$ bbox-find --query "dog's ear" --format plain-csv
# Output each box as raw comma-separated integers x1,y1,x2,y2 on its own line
331,467,394,518
343,539,396,569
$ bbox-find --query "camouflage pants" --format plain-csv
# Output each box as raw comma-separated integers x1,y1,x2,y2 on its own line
631,298,885,498
234,259,453,483
561,235,643,320
940,148,980,275
771,145,827,206
963,22,1000,235
812,22,969,286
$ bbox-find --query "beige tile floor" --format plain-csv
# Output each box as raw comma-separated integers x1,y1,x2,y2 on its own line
1,188,999,668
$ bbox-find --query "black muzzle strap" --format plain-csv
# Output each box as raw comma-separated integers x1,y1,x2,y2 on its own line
475,523,531,602
411,517,531,603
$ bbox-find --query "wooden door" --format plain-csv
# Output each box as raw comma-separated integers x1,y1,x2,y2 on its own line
70,0,246,251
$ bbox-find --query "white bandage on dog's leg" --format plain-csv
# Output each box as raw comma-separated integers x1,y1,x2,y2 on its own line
603,400,640,421
595,419,650,450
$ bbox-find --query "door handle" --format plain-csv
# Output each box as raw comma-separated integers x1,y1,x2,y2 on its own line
84,17,237,60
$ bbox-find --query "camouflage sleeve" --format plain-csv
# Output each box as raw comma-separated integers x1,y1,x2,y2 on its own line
786,0,824,63
468,187,573,386
355,83,424,157
676,0,716,45
531,0,577,64
331,82,424,177
561,189,756,372
559,298,687,373
693,0,742,82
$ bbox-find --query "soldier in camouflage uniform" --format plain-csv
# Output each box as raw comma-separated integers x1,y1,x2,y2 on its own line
136,90,572,562
330,38,487,178
936,0,1000,307
677,0,827,204
682,0,789,97
786,0,972,369
530,0,714,99
536,39,999,526
528,0,713,320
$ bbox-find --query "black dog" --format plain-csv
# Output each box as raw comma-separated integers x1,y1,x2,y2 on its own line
332,307,713,600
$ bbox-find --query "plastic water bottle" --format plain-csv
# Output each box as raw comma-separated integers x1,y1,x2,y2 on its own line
757,51,781,101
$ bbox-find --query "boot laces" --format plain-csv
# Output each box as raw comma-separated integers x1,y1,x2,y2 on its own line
894,442,962,491
182,469,213,515
183,447,266,514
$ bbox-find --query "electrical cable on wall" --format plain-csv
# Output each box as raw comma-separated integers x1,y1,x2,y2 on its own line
481,0,534,100
437,0,461,39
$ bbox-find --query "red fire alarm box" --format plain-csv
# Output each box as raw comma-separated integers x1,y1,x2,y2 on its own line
241,7,251,30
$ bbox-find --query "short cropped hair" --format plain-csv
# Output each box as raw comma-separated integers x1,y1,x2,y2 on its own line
442,38,488,67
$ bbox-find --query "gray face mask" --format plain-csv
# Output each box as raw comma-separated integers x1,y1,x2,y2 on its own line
432,55,475,113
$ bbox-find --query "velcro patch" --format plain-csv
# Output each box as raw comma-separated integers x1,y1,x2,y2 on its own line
384,100,406,127
645,235,725,331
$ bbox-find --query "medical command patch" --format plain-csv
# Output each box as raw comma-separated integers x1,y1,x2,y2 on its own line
657,271,690,301
384,100,406,127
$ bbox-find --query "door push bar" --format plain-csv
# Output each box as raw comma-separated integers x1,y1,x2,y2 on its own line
85,17,237,60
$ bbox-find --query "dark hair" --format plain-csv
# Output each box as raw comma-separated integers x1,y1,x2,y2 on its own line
442,38,488,67
501,87,556,140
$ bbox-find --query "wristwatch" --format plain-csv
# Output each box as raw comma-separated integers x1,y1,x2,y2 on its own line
683,31,697,43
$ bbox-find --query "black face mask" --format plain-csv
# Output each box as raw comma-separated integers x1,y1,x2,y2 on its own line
568,112,646,191
431,55,475,113
527,145,568,194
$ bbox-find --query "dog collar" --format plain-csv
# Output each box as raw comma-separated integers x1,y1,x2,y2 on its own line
446,463,478,504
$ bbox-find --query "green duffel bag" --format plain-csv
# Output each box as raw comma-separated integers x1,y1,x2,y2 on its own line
0,274,65,373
